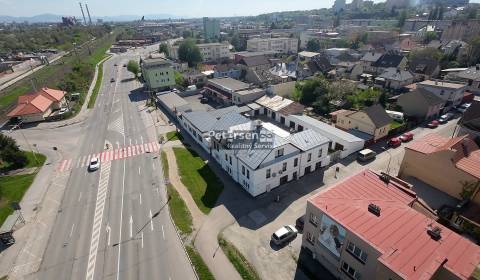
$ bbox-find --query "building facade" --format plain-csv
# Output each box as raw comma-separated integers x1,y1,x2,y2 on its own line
168,42,231,62
203,17,220,40
141,57,175,91
247,37,298,54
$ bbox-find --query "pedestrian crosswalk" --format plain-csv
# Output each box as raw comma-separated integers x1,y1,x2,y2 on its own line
57,141,160,172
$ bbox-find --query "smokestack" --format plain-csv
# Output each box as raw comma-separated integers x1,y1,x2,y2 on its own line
79,2,87,25
85,3,92,25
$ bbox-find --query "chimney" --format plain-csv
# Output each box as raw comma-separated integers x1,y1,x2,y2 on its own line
368,203,381,216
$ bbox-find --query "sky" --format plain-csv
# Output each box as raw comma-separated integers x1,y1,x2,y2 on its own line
0,0,368,18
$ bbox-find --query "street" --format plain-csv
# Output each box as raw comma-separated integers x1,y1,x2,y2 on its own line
10,48,195,280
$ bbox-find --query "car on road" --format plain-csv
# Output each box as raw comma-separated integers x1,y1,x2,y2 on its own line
200,97,209,104
357,149,377,162
387,137,401,148
457,103,471,113
110,78,115,83
295,216,305,232
399,132,414,142
271,225,298,246
88,157,100,171
428,120,439,129
438,113,454,124
58,107,69,115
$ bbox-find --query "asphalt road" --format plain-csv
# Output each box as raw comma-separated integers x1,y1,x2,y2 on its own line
31,49,195,280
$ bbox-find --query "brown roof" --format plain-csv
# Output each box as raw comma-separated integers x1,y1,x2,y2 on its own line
362,104,391,128
278,102,304,116
7,87,65,117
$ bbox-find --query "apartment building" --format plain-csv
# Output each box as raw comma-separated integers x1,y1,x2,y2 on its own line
168,42,231,62
203,17,220,40
416,80,466,110
302,169,480,280
141,57,175,91
247,37,298,54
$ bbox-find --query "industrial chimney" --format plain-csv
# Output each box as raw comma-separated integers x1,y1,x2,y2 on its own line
79,2,87,25
85,3,92,25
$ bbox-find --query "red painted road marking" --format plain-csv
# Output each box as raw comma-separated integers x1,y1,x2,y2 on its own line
65,159,72,171
114,149,119,160
127,146,131,157
132,145,136,156
58,160,67,172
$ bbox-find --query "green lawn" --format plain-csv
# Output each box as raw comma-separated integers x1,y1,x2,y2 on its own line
390,120,405,129
87,57,108,109
0,151,46,171
218,235,260,280
185,245,215,280
161,151,169,179
166,131,183,142
172,147,223,214
0,174,36,226
166,183,192,235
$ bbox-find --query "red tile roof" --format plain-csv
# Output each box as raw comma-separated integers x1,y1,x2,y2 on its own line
308,170,480,280
7,87,65,117
456,149,480,179
405,133,466,154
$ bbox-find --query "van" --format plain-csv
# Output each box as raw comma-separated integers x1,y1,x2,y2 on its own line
357,149,377,162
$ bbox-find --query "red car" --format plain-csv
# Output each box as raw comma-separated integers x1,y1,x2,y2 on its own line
388,137,401,148
400,132,414,142
428,120,439,129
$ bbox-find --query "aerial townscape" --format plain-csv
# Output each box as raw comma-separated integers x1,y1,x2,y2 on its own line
1,0,480,279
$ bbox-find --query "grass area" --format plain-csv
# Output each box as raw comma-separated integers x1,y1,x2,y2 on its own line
0,151,46,171
390,120,405,129
166,183,193,235
87,57,108,109
218,235,260,280
161,151,169,179
172,147,223,214
185,245,215,280
166,131,183,142
0,173,36,226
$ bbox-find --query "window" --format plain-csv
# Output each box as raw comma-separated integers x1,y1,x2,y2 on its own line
225,154,228,161
282,162,287,171
229,156,232,165
307,153,312,162
341,261,361,280
294,158,298,167
275,148,284,158
242,166,245,175
309,213,317,225
247,170,250,179
346,241,368,263
318,149,323,158
306,232,315,244
266,169,271,179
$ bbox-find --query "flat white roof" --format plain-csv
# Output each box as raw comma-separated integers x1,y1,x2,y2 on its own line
262,122,291,138
419,80,466,89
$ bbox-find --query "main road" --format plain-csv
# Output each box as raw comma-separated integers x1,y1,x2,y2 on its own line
31,49,196,280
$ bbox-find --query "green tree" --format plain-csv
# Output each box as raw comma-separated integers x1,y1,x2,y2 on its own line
0,134,27,169
295,76,329,105
127,60,140,77
230,34,247,51
159,43,169,57
464,36,480,66
306,39,321,52
397,10,407,28
178,39,202,67
423,31,438,44
182,30,193,38
409,47,443,61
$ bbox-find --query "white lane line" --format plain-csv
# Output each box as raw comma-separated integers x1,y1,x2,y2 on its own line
76,158,82,168
81,156,87,167
141,232,144,248
106,225,111,246
152,161,155,170
139,193,142,205
161,225,165,240
129,138,132,146
138,166,141,175
135,139,138,145
141,136,144,145
78,192,82,202
70,224,75,238
129,216,133,238
149,210,154,231
85,161,111,280
116,145,126,280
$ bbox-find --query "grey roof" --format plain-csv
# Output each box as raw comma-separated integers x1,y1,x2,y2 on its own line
400,88,444,106
141,57,172,68
286,130,329,151
455,66,480,80
408,58,439,76
239,55,270,67
371,53,406,68
363,104,392,128
156,92,189,110
208,77,250,92
378,67,414,82
182,111,217,132
246,102,261,110
459,100,480,131
288,115,364,143
361,52,382,63
208,105,248,118
213,112,250,131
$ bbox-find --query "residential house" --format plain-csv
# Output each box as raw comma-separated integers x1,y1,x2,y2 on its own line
359,51,382,74
184,72,208,86
417,80,466,110
255,95,304,126
246,37,298,54
370,52,408,75
397,88,445,121
298,51,320,62
374,67,414,90
238,55,283,86
141,57,175,91
408,58,440,81
213,64,241,79
445,65,480,95
334,104,392,142
203,77,251,105
7,87,67,123
302,169,480,280
298,55,333,79
457,100,480,139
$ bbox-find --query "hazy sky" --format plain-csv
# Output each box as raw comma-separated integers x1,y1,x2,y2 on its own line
1,0,382,18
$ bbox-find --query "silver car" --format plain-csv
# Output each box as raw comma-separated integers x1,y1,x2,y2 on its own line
271,225,298,246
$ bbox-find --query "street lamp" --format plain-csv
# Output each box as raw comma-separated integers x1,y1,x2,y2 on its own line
382,147,392,175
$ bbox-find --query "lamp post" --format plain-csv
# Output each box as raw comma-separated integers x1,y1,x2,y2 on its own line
382,147,392,175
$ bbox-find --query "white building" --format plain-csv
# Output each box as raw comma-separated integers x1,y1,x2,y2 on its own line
168,42,231,62
247,37,298,54
416,80,466,109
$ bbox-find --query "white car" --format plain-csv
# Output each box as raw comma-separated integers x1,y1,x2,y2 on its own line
58,108,68,114
271,225,298,246
457,103,471,113
88,157,100,171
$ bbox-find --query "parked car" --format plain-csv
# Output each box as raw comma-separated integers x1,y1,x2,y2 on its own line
428,120,439,128
200,97,209,104
357,149,377,162
399,132,414,142
438,113,454,124
88,157,100,171
58,107,69,115
457,103,471,113
387,137,401,148
295,216,305,231
271,225,298,246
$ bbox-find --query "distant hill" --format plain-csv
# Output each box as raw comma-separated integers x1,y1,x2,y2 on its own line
0,13,180,23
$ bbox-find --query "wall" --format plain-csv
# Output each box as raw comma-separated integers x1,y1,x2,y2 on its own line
269,81,296,97
143,65,175,90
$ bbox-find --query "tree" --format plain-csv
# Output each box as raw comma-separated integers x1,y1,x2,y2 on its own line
397,10,407,28
182,30,193,38
464,36,480,66
306,39,321,52
423,31,438,44
178,39,202,67
409,47,443,61
127,60,140,77
295,76,329,105
159,43,169,57
0,134,27,169
230,34,247,51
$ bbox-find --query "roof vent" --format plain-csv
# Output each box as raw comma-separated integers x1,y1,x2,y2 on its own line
427,226,442,241
368,203,381,216
380,173,390,184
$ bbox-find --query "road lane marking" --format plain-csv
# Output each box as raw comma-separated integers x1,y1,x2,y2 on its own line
149,210,153,231
138,166,141,175
129,216,133,238
141,136,144,145
70,224,75,238
78,192,82,202
85,161,111,280
141,232,144,248
116,149,126,280
152,162,155,170
129,138,132,146
161,225,165,240
139,193,142,205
